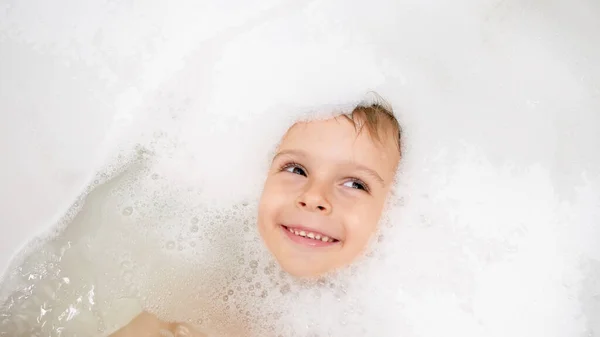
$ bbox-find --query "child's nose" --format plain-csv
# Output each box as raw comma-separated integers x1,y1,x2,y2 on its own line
296,184,332,214
297,200,330,213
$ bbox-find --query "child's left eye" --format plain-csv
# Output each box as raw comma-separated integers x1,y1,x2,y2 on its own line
343,179,369,192
281,163,307,177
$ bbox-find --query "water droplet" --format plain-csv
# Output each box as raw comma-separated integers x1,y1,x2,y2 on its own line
166,241,175,250
190,217,199,225
190,242,196,247
255,282,261,289
238,258,245,265
223,295,228,301
249,260,258,268
122,207,133,216
190,225,199,233
151,173,159,180
228,289,234,296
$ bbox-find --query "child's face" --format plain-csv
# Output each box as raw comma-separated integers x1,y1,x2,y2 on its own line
258,117,400,277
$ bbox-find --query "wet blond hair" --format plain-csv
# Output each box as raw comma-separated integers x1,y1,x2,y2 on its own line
344,100,402,157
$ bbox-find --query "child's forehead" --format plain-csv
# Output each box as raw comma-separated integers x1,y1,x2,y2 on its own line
282,117,395,152
283,118,361,145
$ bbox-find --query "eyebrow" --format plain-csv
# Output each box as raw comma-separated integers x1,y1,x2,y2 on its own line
272,149,385,186
272,149,306,163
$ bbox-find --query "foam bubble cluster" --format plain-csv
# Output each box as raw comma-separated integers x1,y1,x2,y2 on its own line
1,0,599,336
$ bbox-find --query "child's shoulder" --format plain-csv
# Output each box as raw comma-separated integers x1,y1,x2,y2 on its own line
109,311,206,337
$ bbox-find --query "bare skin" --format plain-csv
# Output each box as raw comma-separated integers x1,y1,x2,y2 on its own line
258,116,400,277
108,311,205,337
108,312,173,337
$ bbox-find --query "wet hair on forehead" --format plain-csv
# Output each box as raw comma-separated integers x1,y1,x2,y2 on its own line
343,100,402,157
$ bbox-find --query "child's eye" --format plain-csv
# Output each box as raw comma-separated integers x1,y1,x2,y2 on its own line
343,179,369,192
281,163,307,177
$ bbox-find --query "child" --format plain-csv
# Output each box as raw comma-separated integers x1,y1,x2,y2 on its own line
109,102,402,336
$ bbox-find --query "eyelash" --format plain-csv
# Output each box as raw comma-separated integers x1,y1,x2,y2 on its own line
280,162,307,176
279,162,371,193
345,178,371,193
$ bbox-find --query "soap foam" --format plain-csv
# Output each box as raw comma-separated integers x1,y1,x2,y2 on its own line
1,0,599,336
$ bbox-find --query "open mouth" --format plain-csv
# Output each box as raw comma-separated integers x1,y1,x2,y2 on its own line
281,224,340,245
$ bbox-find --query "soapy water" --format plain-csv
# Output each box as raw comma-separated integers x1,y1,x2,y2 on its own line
0,146,402,337
1,0,600,336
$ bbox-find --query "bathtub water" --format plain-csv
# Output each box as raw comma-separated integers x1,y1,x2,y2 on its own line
1,0,599,336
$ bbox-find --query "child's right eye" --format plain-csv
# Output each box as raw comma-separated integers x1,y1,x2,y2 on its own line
282,163,307,177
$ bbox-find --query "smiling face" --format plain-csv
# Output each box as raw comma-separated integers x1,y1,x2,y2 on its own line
258,115,400,277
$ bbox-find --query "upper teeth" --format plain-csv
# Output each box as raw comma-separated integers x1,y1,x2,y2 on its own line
289,228,334,242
